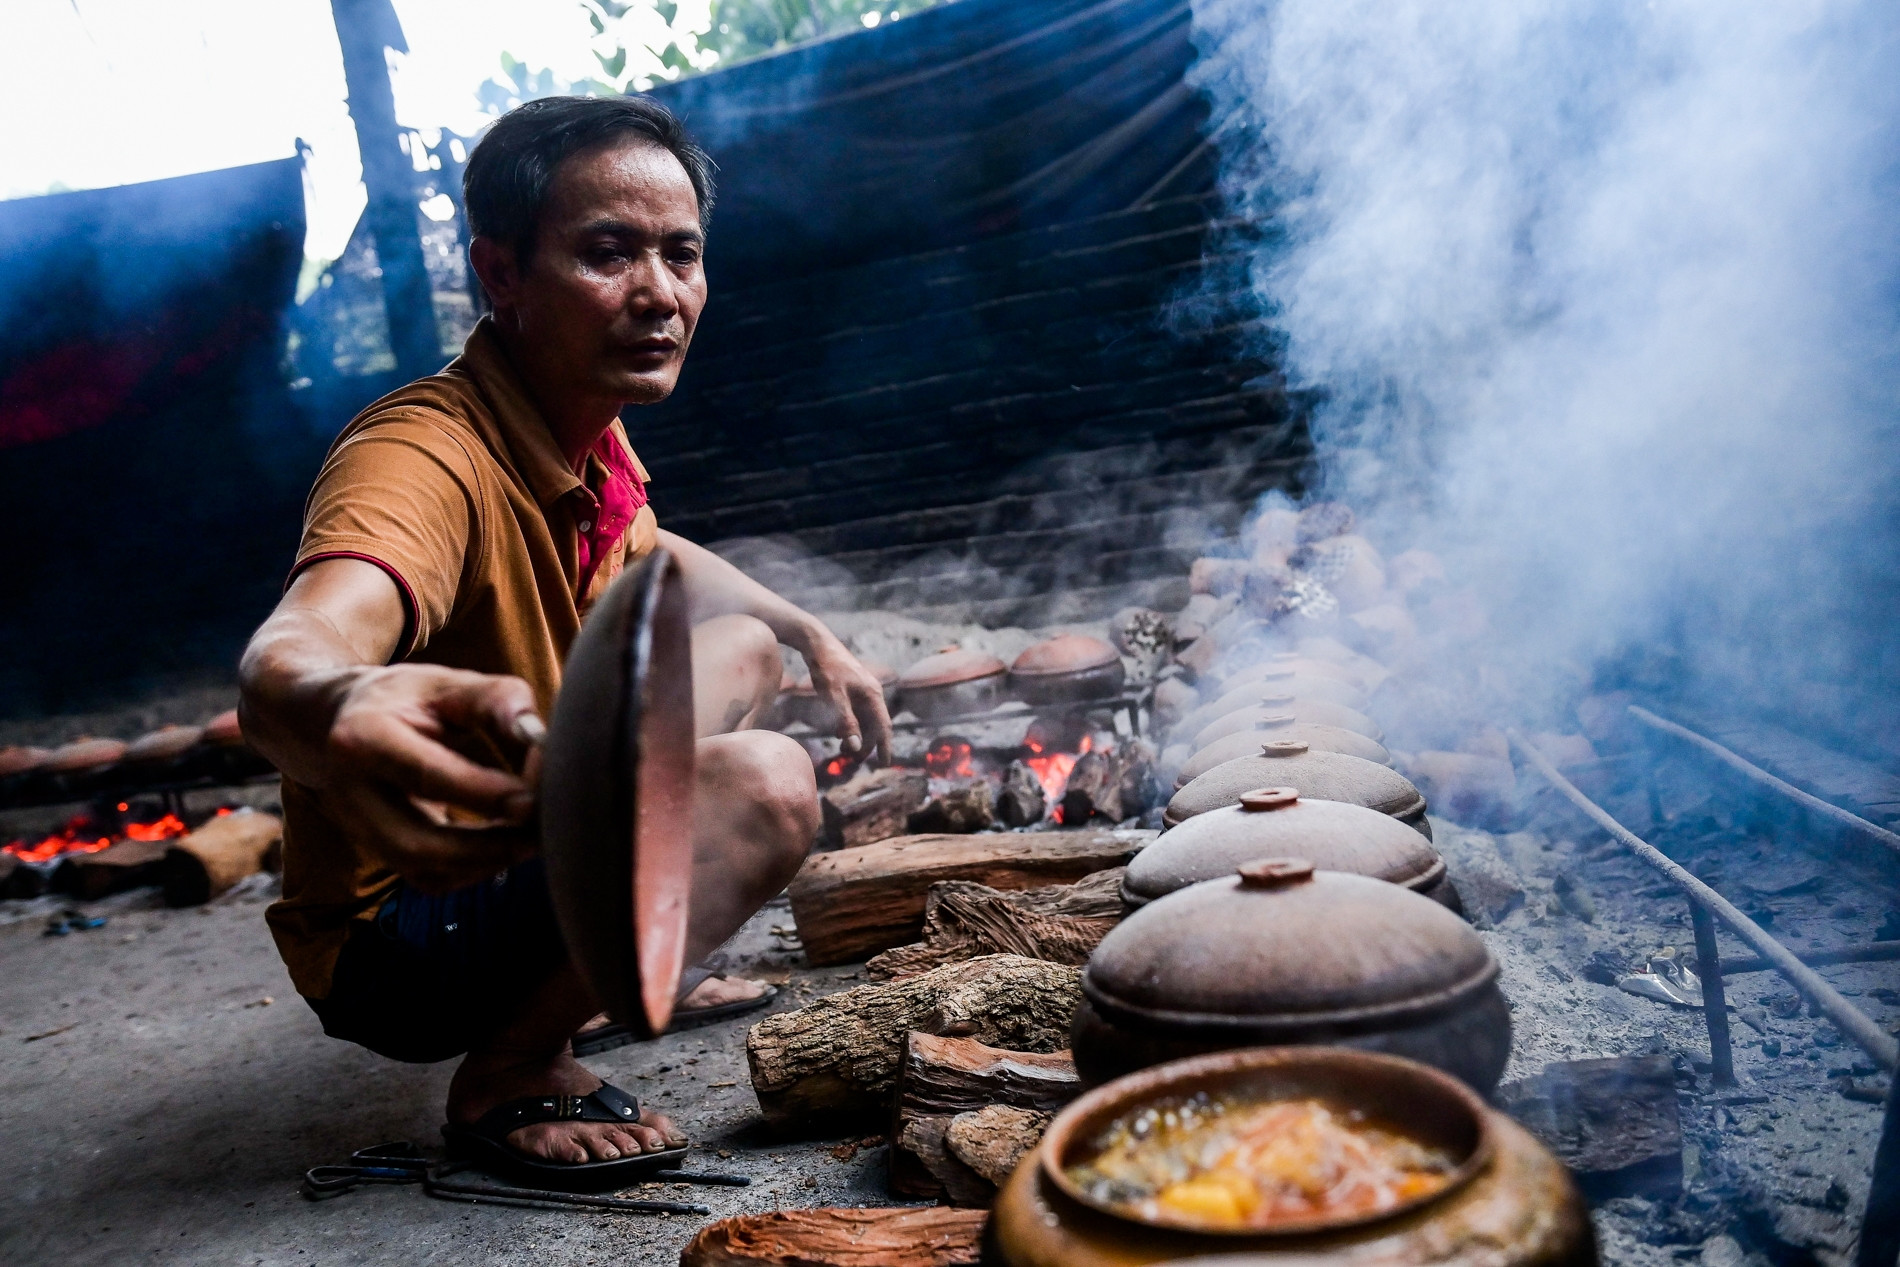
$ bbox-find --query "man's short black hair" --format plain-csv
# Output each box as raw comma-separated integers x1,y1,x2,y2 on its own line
463,94,715,267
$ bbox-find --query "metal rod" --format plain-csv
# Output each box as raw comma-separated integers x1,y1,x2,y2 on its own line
1690,901,1736,1086
1719,940,1900,976
1508,730,1899,1072
1860,1088,1900,1267
1627,706,1900,859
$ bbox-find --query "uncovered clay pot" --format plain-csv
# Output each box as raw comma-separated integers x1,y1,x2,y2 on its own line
1009,635,1125,706
123,725,206,766
43,737,128,773
987,1046,1592,1266
1126,789,1458,913
1185,692,1382,746
896,648,1009,722
1174,724,1393,786
1070,859,1511,1093
1168,740,1428,837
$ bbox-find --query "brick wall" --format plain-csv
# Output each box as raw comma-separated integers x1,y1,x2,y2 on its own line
629,194,1307,623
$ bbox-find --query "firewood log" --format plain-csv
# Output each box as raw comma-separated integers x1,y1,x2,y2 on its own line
745,955,1079,1128
865,869,1126,980
161,809,282,907
54,839,168,901
680,1207,986,1267
787,829,1148,966
995,760,1045,827
906,782,993,834
1060,748,1128,824
2,855,45,900
945,1104,1051,1186
819,767,927,850
888,1032,1080,1201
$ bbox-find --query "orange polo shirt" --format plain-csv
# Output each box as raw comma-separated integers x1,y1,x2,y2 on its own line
265,318,660,998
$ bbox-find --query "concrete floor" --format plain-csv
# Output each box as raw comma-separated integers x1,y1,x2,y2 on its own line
0,885,892,1266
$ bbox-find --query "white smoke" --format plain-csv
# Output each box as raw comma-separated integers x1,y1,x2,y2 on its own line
1191,0,1900,727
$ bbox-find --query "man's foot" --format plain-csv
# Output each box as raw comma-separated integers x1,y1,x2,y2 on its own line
448,1049,685,1164
679,973,769,1010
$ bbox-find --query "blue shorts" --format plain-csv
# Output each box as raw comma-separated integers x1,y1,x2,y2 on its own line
305,859,569,1064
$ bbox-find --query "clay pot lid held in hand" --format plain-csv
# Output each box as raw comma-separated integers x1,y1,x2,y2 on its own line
1124,790,1445,905
897,647,1008,689
1085,859,1495,1033
1009,634,1120,678
1169,742,1426,826
540,549,696,1041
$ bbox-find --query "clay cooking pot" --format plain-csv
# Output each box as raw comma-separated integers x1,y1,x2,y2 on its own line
990,1046,1592,1266
1071,858,1511,1093
1183,689,1383,745
1009,634,1125,706
896,647,1008,722
1176,718,1391,777
1126,788,1459,913
1170,740,1428,839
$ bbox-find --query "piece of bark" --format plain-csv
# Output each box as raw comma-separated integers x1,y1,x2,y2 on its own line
888,1032,1080,1201
746,955,1080,1127
3,857,47,900
680,1207,986,1267
787,828,1149,965
1495,1052,1682,1200
906,782,994,835
995,760,1045,827
162,809,283,907
820,767,927,851
54,839,168,901
0,852,16,893
865,869,1126,980
1061,748,1130,824
946,1105,1051,1187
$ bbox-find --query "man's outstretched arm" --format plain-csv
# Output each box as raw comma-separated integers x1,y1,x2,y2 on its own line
657,530,894,765
239,557,541,892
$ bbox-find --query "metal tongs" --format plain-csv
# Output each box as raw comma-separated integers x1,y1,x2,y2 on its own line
302,1140,749,1216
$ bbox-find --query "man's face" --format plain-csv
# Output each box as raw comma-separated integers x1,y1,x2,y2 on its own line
482,138,707,407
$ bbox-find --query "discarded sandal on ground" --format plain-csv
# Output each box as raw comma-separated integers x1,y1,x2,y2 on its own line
441,1082,687,1191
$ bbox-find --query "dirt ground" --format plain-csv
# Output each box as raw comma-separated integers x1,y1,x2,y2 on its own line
2,795,1894,1264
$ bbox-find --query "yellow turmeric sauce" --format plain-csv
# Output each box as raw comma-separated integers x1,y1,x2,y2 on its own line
1066,1092,1456,1230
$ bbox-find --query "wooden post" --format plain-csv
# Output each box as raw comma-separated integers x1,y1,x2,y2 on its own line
1688,901,1734,1087
330,0,441,381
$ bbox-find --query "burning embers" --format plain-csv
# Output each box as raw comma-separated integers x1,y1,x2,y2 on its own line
4,805,189,865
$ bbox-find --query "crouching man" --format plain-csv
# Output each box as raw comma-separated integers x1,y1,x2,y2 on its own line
238,96,889,1181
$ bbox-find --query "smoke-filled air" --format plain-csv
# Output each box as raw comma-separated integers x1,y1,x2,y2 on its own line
1188,0,1900,748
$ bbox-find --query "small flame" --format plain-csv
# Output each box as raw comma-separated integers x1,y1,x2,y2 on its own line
4,810,191,863
1023,734,1093,817
925,738,975,779
823,756,852,777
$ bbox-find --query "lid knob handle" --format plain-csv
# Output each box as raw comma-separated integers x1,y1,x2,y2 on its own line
1237,857,1316,887
1255,713,1296,728
1239,787,1300,811
1261,740,1310,757
1259,693,1295,706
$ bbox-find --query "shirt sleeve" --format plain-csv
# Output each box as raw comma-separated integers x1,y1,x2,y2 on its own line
292,413,481,657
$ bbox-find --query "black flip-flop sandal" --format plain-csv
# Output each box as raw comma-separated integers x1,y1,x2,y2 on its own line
441,1082,688,1192
572,962,780,1056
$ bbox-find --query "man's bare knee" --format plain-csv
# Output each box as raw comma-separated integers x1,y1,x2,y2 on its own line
698,731,818,878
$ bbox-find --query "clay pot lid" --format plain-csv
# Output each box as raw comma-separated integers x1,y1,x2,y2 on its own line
1169,746,1423,823
1174,724,1392,786
1085,862,1495,1032
898,647,1008,689
1189,695,1383,748
43,737,128,772
0,746,50,778
861,660,898,688
1124,792,1445,904
541,549,696,1041
1040,1046,1494,1238
203,710,246,746
123,725,206,764
1009,634,1119,678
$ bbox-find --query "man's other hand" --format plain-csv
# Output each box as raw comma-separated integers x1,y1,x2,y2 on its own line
803,632,894,767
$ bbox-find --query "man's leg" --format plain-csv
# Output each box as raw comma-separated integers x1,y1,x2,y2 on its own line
446,727,819,1161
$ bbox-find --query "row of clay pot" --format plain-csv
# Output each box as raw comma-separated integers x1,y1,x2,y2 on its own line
0,711,270,807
